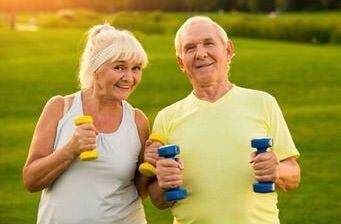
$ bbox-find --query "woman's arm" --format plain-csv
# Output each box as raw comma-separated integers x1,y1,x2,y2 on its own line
22,96,97,192
23,96,74,192
134,108,151,200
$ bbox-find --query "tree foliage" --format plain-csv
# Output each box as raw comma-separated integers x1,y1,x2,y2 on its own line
0,0,340,12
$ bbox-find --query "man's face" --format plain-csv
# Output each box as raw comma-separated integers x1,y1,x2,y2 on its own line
177,22,232,88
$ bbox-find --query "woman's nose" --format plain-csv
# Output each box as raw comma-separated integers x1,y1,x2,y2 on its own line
121,70,134,82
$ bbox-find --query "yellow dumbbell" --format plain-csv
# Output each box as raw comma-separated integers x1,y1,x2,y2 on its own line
138,133,167,177
74,115,99,161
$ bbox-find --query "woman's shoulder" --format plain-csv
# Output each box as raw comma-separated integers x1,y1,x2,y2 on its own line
123,101,148,122
132,107,150,144
133,108,149,128
45,95,64,110
43,92,78,120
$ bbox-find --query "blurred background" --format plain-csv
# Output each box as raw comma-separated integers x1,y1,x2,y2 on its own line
0,0,340,223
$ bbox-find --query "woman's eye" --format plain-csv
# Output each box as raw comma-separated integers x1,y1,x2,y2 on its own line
132,66,141,72
114,66,125,71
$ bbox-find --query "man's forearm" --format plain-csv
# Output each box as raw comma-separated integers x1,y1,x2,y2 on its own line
148,180,175,209
276,157,301,192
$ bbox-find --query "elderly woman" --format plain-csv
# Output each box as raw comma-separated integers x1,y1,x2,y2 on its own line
23,24,150,224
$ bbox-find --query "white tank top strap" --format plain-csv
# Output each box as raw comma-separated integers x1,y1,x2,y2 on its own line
122,101,136,128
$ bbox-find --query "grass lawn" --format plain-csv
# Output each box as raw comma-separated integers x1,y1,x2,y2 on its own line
0,28,340,223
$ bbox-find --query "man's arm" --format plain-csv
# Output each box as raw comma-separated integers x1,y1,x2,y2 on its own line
252,152,300,192
276,156,300,191
148,180,175,209
148,158,183,209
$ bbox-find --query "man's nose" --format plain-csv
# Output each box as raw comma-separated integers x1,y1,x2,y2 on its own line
195,45,208,59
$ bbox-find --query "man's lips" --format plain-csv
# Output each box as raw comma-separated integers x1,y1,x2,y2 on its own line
195,62,214,69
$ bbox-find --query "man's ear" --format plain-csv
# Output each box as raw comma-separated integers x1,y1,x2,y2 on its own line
226,40,234,61
177,56,185,72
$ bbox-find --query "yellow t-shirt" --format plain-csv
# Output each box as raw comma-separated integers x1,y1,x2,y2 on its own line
152,86,299,224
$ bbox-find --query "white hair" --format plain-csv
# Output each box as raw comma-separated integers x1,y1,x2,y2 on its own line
174,16,229,57
79,24,148,89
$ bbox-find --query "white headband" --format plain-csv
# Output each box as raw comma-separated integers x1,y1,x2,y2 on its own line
89,43,116,73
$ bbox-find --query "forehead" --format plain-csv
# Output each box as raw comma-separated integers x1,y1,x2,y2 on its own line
110,59,142,65
181,22,219,46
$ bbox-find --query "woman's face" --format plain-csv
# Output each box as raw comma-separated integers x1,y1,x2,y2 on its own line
93,59,142,101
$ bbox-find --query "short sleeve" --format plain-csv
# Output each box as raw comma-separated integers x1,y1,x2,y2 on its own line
267,96,300,161
152,111,169,140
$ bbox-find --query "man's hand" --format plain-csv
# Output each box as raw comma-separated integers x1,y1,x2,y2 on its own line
250,151,279,183
156,158,184,189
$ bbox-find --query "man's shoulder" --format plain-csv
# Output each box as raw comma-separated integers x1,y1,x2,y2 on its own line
235,85,276,101
157,94,192,116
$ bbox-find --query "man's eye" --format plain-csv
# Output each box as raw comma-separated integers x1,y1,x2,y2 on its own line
185,46,195,53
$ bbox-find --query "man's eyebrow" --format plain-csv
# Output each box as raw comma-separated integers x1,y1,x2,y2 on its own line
203,37,215,42
183,42,195,49
184,38,215,48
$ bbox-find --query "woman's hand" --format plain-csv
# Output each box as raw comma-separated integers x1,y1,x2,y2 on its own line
69,123,98,156
143,139,162,166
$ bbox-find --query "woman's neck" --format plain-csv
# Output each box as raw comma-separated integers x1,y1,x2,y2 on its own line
82,88,121,114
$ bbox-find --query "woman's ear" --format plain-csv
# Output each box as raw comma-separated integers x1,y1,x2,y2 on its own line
93,71,99,80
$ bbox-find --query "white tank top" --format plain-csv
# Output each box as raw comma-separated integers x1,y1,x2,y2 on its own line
37,91,147,224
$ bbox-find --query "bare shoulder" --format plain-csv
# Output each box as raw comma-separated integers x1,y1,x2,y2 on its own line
28,95,66,159
63,93,75,102
134,108,149,131
42,95,64,119
134,108,150,142
47,95,64,105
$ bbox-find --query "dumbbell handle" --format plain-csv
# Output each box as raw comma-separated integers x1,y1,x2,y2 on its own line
256,147,268,155
138,133,167,177
74,115,98,161
158,145,187,201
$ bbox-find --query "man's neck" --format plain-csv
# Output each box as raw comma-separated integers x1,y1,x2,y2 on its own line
193,81,234,103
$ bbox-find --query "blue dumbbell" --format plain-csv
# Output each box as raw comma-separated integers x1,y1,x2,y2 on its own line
251,137,275,193
158,144,188,202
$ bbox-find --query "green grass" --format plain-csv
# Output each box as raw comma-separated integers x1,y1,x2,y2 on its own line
0,28,340,223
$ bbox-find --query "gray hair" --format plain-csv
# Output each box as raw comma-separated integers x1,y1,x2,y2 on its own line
174,16,229,57
79,24,148,89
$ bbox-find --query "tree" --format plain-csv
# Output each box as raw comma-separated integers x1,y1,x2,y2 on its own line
10,0,16,30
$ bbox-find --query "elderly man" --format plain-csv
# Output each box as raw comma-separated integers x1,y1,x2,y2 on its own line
146,16,300,223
